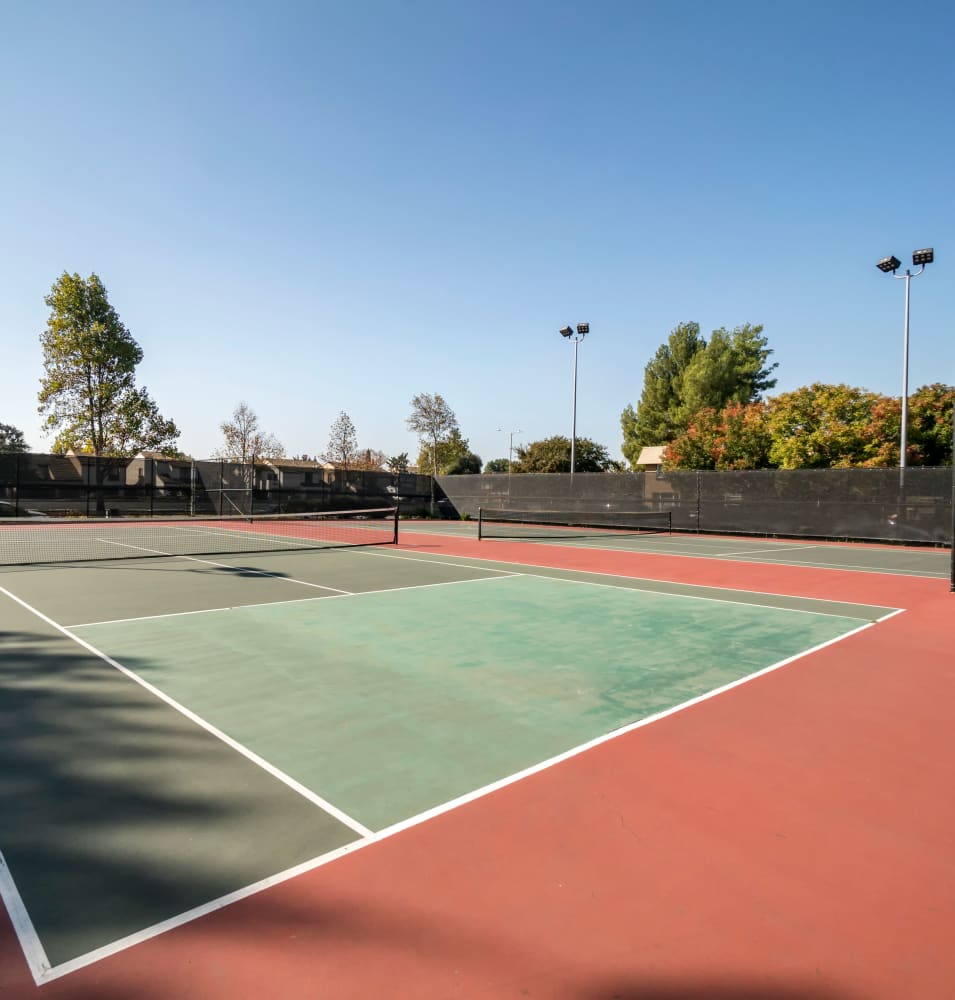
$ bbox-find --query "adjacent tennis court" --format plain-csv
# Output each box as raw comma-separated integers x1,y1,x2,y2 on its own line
1,512,952,998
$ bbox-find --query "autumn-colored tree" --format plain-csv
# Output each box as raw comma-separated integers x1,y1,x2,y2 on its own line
767,384,898,469
664,402,774,471
907,384,955,465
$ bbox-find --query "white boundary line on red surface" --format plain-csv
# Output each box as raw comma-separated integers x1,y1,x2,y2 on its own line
16,613,892,986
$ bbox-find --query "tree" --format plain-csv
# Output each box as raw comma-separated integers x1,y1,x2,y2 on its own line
514,436,619,473
322,411,359,475
665,401,774,470
215,402,285,463
387,453,410,474
37,272,180,457
621,322,706,464
907,384,955,466
444,450,482,474
407,392,459,508
621,321,777,467
0,422,29,453
353,448,388,471
483,458,510,473
416,427,478,476
766,384,897,469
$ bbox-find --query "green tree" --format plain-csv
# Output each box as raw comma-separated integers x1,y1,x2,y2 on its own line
0,422,29,453
417,427,478,475
37,272,179,457
621,321,777,467
767,384,897,469
907,384,955,465
483,458,510,473
622,322,705,463
387,453,410,474
514,436,618,473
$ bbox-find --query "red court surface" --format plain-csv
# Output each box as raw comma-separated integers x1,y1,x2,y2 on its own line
2,530,953,999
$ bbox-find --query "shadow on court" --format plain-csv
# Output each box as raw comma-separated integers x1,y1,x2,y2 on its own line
0,627,357,972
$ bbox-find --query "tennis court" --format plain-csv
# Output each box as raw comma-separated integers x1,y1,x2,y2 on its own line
1,512,953,998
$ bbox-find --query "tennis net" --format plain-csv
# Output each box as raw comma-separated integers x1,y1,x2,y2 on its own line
477,507,672,541
0,507,399,566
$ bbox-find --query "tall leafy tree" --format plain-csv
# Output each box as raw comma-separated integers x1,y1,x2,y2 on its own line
215,402,284,463
514,436,620,473
37,272,179,457
621,321,777,467
416,427,478,476
622,322,705,463
322,411,359,474
0,422,29,453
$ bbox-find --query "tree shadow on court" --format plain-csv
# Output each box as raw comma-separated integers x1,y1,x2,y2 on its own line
0,626,355,983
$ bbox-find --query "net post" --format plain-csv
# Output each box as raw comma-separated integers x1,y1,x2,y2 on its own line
950,411,955,593
393,502,399,544
478,506,484,540
14,451,21,517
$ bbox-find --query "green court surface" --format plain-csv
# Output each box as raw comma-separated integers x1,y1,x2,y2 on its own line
0,547,895,973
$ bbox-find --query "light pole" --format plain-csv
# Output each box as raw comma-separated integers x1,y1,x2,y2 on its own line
559,323,589,475
876,248,933,472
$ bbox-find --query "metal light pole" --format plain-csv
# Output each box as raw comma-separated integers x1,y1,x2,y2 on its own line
559,323,589,475
876,249,933,472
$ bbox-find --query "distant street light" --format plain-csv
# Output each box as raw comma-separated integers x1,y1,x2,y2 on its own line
876,248,933,471
559,323,589,475
496,428,523,475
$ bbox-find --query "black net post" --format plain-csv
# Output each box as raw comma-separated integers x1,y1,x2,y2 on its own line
950,420,955,592
15,452,21,516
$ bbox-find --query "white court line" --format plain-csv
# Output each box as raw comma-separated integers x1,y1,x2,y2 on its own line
709,543,821,557
361,547,903,615
0,850,51,981
93,539,353,595
465,530,947,579
518,571,899,622
28,611,887,984
67,573,522,629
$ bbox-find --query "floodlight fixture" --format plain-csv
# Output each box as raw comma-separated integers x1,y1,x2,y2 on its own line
558,323,591,476
876,245,934,476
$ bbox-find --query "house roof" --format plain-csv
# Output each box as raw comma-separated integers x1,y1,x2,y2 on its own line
636,446,667,467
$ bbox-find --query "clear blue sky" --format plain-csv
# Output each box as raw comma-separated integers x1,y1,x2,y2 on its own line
2,1,951,466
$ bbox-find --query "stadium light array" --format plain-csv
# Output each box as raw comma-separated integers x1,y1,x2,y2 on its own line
558,323,589,476
876,247,934,473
